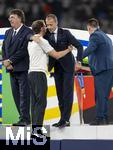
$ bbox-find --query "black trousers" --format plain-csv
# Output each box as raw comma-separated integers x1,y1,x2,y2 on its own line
10,71,30,123
28,72,47,126
54,63,74,122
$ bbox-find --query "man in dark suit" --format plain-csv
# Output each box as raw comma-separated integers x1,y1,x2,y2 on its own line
45,14,83,127
2,9,33,126
83,18,113,125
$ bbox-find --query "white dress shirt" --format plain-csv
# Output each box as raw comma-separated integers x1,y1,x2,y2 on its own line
52,28,58,43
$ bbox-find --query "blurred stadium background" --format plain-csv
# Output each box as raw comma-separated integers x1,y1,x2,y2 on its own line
0,0,113,33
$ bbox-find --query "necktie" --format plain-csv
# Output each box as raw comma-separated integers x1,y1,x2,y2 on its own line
11,30,16,42
51,32,55,43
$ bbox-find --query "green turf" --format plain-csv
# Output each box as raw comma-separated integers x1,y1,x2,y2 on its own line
2,67,19,124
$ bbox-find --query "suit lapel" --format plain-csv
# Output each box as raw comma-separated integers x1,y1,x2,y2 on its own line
15,25,25,38
10,25,25,45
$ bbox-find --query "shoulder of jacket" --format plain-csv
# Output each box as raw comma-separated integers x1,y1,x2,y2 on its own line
5,28,12,34
58,28,70,34
91,31,99,37
6,28,12,32
23,25,33,34
22,25,30,30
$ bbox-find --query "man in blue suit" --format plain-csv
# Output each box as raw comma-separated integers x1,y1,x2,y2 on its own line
45,14,83,127
2,9,33,126
83,18,113,125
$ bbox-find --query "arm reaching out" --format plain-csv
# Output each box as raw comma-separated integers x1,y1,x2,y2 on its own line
37,36,73,59
48,45,73,59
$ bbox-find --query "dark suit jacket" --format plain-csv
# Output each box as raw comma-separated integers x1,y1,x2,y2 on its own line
44,28,83,72
2,25,33,72
83,29,113,75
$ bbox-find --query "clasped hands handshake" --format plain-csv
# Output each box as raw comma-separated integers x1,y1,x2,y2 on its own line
68,45,82,71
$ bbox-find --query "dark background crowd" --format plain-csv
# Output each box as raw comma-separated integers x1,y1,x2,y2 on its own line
0,0,113,34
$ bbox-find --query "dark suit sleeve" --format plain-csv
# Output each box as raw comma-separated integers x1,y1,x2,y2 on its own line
2,40,6,60
2,30,8,60
66,30,83,61
83,34,99,58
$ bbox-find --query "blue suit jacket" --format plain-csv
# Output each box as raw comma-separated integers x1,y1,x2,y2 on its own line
44,28,83,72
2,25,33,72
83,29,113,75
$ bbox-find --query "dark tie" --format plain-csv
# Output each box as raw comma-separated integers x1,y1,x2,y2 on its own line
11,30,17,42
51,32,55,43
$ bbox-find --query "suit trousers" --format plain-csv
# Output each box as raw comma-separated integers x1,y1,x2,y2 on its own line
94,69,113,119
10,71,30,122
28,72,47,126
54,63,74,122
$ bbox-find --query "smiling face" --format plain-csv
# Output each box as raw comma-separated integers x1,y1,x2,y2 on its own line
45,17,57,33
8,14,22,29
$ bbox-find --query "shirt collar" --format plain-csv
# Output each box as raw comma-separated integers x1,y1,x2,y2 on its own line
13,24,23,33
53,27,58,34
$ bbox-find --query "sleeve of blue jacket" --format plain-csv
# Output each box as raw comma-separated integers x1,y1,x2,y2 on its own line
66,30,83,62
83,33,99,58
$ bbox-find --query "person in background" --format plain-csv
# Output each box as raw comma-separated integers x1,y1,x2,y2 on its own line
28,20,73,128
83,18,113,125
2,9,33,126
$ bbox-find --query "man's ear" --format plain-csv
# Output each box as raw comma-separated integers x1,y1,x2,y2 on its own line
97,26,100,29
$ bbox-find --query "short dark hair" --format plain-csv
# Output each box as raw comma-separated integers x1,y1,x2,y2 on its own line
31,20,45,34
46,14,58,23
9,9,25,23
87,18,99,28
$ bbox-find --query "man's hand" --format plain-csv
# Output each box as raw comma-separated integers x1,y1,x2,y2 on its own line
3,60,11,67
31,34,41,43
68,45,73,52
75,61,82,71
6,64,13,70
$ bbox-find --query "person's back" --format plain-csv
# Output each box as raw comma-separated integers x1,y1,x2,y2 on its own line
28,39,49,73
88,29,113,75
94,30,113,57
83,18,113,125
